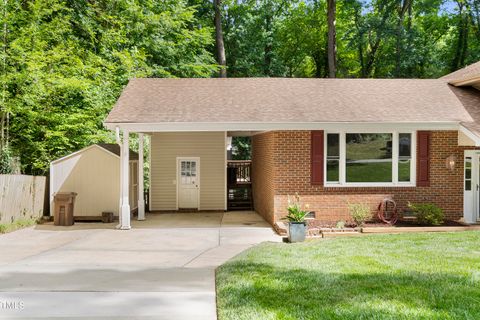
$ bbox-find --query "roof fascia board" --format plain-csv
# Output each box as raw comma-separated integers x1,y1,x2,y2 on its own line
104,121,460,132
51,145,116,165
50,144,136,165
450,76,480,87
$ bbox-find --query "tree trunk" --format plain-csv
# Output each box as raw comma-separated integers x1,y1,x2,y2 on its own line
1,0,7,148
327,0,336,78
214,0,227,78
395,0,411,77
264,13,273,76
452,1,469,71
353,6,366,77
474,0,480,38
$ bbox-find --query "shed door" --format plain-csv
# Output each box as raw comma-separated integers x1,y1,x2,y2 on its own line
178,159,199,209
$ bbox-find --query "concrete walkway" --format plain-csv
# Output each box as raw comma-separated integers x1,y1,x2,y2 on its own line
0,211,280,319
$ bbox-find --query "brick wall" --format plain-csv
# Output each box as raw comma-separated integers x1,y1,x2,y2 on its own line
270,130,466,224
251,132,275,224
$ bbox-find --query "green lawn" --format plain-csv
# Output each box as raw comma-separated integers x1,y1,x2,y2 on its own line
216,232,480,320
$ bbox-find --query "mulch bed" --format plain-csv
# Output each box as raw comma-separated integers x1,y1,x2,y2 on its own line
363,220,466,228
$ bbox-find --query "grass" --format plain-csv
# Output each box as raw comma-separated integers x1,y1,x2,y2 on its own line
216,232,480,320
0,218,37,234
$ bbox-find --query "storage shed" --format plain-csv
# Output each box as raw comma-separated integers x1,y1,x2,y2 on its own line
50,144,139,219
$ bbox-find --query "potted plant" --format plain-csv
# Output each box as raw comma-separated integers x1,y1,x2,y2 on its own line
283,193,310,243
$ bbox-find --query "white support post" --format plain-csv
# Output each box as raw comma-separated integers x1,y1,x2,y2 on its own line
137,133,145,220
119,129,131,230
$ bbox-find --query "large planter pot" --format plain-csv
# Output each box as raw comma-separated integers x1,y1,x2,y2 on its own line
288,222,306,243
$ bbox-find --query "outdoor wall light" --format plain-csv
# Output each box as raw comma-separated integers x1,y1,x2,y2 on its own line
446,155,456,172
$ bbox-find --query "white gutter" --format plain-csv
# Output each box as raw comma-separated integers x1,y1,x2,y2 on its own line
103,121,461,132
115,126,121,145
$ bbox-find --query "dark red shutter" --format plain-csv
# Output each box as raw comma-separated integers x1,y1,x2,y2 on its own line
311,130,324,185
417,131,431,187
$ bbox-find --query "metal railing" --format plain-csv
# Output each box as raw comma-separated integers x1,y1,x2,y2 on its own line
227,160,251,185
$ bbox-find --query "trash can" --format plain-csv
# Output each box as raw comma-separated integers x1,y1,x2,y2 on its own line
53,192,77,226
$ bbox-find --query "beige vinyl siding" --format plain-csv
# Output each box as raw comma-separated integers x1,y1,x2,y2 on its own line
458,131,476,146
150,132,226,210
50,146,138,216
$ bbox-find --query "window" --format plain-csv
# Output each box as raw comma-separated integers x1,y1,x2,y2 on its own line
325,132,415,186
398,133,412,182
346,134,392,183
465,157,472,191
326,134,340,182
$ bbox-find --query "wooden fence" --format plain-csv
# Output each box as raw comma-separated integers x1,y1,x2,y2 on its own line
0,174,46,224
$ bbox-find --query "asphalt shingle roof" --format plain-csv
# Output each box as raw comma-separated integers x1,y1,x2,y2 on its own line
105,78,473,124
441,61,480,82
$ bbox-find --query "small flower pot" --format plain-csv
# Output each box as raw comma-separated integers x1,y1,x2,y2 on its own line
288,222,306,243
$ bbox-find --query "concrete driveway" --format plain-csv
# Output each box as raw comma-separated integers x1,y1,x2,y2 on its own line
0,211,280,319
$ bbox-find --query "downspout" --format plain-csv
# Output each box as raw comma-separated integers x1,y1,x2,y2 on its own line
115,126,121,145
116,126,123,228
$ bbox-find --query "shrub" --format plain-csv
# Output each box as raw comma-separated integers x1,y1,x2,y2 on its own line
0,146,14,174
336,220,346,229
348,203,372,227
408,203,444,226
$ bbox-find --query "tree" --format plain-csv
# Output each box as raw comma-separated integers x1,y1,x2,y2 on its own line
327,0,336,77
214,0,227,77
394,0,412,77
451,0,470,71
4,0,217,174
0,0,8,149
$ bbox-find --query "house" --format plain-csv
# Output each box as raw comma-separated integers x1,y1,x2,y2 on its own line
50,144,139,220
104,61,480,230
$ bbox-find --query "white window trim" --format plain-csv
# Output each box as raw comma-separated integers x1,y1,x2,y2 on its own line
324,130,417,187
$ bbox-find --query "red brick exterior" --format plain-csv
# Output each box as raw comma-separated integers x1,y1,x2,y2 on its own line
251,132,275,225
252,130,469,225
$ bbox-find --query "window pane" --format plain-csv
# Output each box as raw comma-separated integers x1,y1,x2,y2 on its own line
399,159,411,182
399,133,411,157
326,133,340,182
398,133,412,182
327,160,339,182
346,133,392,182
465,180,472,191
327,134,339,157
465,157,472,191
465,159,472,179
191,162,196,176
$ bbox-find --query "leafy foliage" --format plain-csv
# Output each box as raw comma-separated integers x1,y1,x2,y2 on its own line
231,137,251,160
408,202,445,225
0,145,14,174
348,203,372,226
1,0,217,174
283,193,310,222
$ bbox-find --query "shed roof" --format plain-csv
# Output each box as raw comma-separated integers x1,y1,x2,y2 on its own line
104,78,472,125
51,144,138,165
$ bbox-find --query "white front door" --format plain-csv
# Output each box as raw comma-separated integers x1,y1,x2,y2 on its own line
464,152,480,223
177,158,200,209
